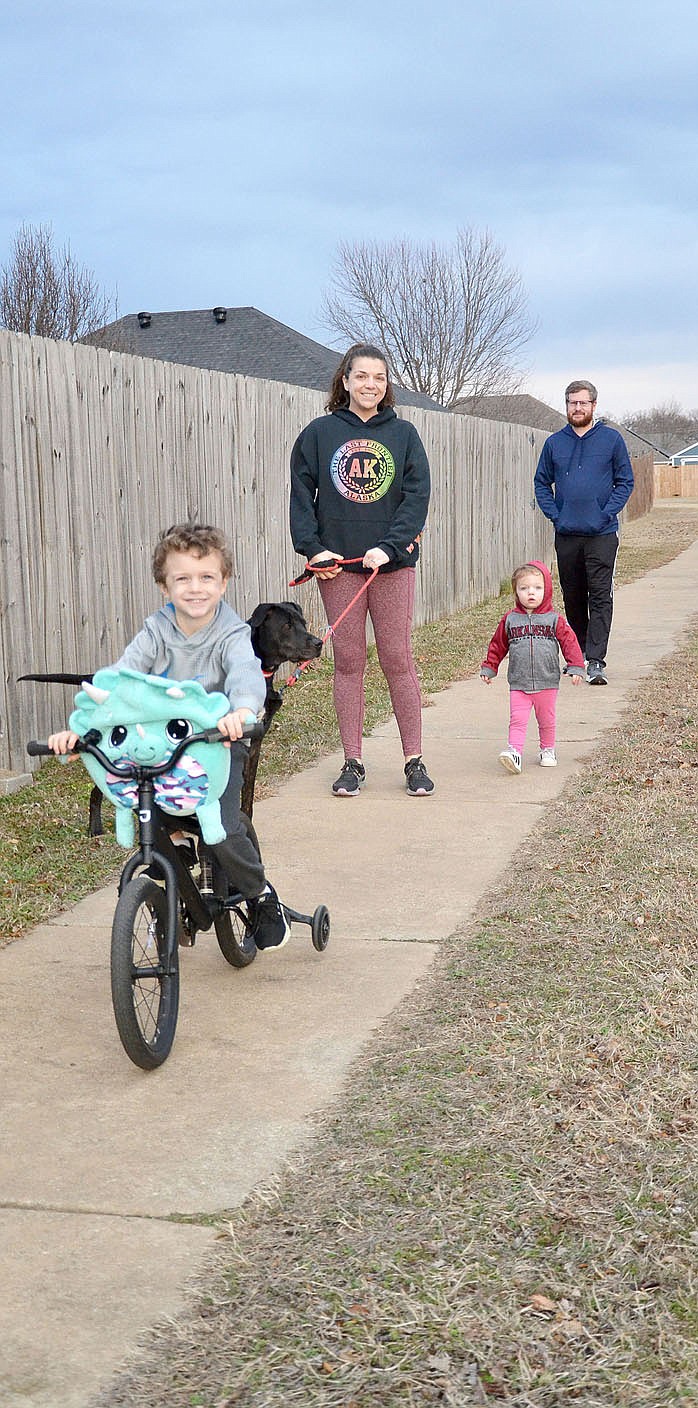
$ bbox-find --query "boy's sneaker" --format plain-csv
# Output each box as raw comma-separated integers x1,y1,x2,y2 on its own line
404,756,434,796
499,746,522,774
332,758,365,796
540,747,557,767
586,659,608,685
250,885,290,951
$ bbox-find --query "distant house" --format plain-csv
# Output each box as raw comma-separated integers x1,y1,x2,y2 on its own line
671,442,698,466
87,306,443,412
453,393,654,459
452,393,566,435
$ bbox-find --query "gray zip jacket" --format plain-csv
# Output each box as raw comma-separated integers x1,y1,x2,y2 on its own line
480,560,586,693
115,601,266,716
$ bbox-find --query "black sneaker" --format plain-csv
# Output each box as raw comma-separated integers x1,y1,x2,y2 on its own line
587,659,608,685
249,885,291,951
332,758,365,796
404,756,434,796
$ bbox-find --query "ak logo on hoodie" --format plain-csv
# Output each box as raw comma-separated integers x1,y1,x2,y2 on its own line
330,439,395,504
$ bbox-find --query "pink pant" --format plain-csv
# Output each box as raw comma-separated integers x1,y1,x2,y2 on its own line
318,568,422,760
509,688,557,752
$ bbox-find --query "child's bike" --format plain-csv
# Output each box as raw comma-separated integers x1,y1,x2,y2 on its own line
27,727,330,1070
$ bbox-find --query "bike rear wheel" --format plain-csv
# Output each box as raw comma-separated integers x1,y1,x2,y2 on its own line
214,904,257,968
111,875,180,1069
213,812,260,968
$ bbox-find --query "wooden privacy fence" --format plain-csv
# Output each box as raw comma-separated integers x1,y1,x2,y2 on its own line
654,461,698,499
625,451,654,519
0,330,649,773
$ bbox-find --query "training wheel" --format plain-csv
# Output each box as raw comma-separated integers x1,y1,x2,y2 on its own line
311,904,330,952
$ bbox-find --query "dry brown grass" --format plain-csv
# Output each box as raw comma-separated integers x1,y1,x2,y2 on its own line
96,508,698,1407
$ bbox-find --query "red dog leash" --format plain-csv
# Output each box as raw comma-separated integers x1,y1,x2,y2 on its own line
288,554,366,586
282,557,380,689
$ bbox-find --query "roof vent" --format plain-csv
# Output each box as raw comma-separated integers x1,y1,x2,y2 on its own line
212,306,227,324
137,311,151,328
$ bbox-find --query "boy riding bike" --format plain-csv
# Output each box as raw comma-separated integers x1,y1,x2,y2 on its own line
48,521,290,951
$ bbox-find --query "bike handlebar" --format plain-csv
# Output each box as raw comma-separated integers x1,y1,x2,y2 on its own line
27,722,266,775
27,740,64,757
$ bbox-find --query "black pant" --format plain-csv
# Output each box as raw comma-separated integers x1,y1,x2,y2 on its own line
554,532,618,665
210,740,266,899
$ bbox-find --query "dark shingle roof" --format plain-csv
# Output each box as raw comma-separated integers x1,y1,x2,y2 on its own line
452,394,567,434
87,306,443,411
453,394,656,459
597,418,665,460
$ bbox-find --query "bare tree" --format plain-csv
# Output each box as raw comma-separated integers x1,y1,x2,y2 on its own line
616,400,698,457
0,223,115,341
323,228,536,408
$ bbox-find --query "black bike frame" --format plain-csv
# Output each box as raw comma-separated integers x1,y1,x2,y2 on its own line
28,723,265,975
118,777,214,971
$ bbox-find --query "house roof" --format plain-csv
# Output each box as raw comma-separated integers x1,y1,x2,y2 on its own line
671,441,698,463
86,306,444,412
451,394,567,434
597,418,666,460
453,394,656,459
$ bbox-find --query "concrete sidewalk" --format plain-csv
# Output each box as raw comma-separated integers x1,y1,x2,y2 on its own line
1,537,697,1408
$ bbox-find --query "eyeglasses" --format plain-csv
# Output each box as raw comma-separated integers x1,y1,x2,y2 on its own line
566,399,594,408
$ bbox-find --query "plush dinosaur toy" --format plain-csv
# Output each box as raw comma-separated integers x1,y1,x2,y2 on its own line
69,667,233,848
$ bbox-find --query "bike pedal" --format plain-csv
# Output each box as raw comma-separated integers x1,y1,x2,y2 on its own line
177,915,196,946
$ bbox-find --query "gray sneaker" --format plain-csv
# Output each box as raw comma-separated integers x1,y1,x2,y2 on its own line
404,756,434,795
587,660,608,685
332,758,366,796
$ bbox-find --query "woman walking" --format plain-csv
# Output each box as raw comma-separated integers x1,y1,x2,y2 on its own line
290,343,433,797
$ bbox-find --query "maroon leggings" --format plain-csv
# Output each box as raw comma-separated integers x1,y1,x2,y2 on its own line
318,568,422,760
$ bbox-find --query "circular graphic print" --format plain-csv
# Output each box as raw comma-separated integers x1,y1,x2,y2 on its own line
330,439,395,503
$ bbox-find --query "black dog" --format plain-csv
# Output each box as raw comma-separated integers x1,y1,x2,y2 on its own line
243,601,322,818
20,599,322,828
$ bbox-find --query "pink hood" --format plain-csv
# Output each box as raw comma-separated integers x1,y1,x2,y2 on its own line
516,560,554,613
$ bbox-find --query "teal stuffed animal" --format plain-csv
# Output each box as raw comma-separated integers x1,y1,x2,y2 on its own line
69,667,233,848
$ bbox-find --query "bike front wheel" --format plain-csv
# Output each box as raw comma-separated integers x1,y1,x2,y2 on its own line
111,875,180,1069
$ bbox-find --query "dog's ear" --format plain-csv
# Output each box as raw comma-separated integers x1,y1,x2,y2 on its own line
247,604,273,632
280,601,304,620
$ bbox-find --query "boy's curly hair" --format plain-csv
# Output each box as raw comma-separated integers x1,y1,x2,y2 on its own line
152,522,233,585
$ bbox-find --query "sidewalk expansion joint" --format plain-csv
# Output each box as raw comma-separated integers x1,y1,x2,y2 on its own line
0,1200,202,1225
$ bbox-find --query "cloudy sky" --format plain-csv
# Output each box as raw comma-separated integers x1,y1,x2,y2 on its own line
3,0,696,419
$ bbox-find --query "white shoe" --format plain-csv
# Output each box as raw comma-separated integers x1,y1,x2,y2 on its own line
540,748,557,767
499,747,522,774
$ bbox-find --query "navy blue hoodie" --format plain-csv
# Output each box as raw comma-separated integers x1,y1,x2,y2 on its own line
290,406,430,572
534,421,634,536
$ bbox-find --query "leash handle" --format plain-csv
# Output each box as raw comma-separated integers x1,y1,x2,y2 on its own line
288,556,366,587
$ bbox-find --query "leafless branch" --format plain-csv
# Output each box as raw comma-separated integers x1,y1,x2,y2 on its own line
323,227,536,407
616,400,698,457
0,223,115,341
